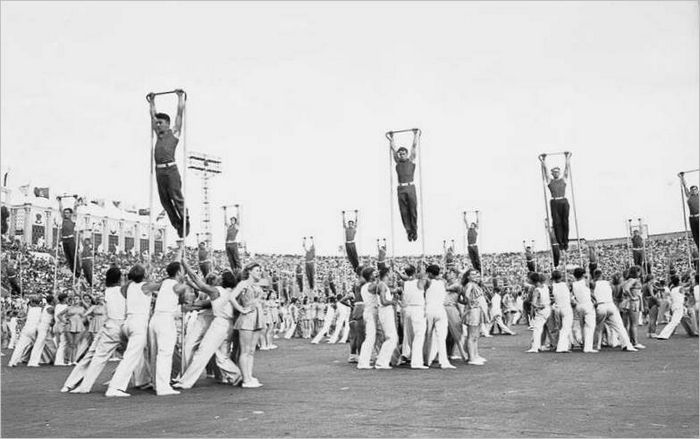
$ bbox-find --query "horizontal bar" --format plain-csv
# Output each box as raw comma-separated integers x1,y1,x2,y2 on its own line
679,169,700,174
538,152,571,157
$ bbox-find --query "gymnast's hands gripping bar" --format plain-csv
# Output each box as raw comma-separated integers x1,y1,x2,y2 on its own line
385,128,421,140
146,89,187,102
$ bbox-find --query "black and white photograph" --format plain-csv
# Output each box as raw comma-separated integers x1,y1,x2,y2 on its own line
0,1,698,437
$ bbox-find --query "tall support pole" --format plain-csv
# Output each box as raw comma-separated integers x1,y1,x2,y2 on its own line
182,99,188,251
680,179,692,267
639,218,649,276
416,130,426,260
566,155,584,267
72,207,81,293
53,217,60,294
388,141,395,261
91,227,95,296
148,114,155,275
539,163,555,268
626,219,633,268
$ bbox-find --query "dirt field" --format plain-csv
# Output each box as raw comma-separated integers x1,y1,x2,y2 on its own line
1,330,697,438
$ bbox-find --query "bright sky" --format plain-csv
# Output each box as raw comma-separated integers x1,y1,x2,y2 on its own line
1,1,698,256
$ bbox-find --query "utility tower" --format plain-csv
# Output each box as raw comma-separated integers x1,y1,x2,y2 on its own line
187,151,222,248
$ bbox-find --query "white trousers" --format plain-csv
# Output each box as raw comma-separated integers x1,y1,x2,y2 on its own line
577,305,596,351
424,307,450,367
183,313,213,370
530,307,551,351
108,315,149,392
67,320,127,392
312,309,336,344
357,307,378,368
402,306,426,367
178,317,241,388
657,307,694,339
148,313,177,394
375,306,398,367
27,324,52,366
54,332,68,366
594,304,632,349
8,319,18,349
8,324,38,366
328,304,350,344
556,306,573,352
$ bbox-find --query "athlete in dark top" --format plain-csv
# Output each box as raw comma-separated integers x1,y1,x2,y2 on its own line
303,237,316,291
197,241,212,277
57,196,80,278
583,239,598,276
630,230,647,272
524,245,536,273
680,172,699,247
464,212,482,272
545,217,561,267
377,239,387,271
539,152,571,251
223,205,241,271
147,90,189,239
80,236,93,286
389,129,420,242
342,210,359,271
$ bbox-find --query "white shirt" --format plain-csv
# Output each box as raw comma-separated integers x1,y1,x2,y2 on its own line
669,287,685,311
552,282,572,310
572,280,594,309
534,286,551,307
490,293,502,316
693,285,699,306
360,283,378,309
593,280,613,305
402,279,424,307
212,287,234,320
38,306,53,327
425,279,447,311
23,306,41,329
126,282,151,316
154,278,179,314
105,286,126,320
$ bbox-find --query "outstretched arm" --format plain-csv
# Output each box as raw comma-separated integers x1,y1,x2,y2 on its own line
354,210,358,225
341,211,346,229
410,129,419,162
388,133,399,162
680,173,690,197
539,154,551,184
223,206,229,227
463,212,468,229
563,152,571,180
181,259,218,297
147,93,158,132
173,89,185,136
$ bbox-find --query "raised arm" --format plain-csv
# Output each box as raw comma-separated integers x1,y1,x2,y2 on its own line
181,259,218,297
563,152,571,180
223,206,229,227
410,129,419,162
679,173,690,197
463,211,468,229
388,133,400,162
147,93,158,132
354,210,359,225
172,89,186,136
538,154,551,184
341,211,347,229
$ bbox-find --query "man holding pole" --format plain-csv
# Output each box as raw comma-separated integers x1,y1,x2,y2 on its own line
631,229,646,269
57,196,80,279
342,211,359,272
539,152,571,251
80,236,94,287
224,205,241,272
524,243,536,273
680,172,699,247
304,237,316,293
147,90,189,239
388,129,420,242
464,212,481,272
377,239,387,272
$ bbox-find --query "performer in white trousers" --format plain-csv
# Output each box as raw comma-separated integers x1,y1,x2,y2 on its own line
53,293,69,366
551,271,573,353
527,272,552,353
8,297,42,367
591,269,637,352
174,263,243,389
105,264,161,397
357,267,379,370
8,313,19,350
182,288,215,370
63,267,127,393
571,267,597,353
27,295,56,367
399,265,428,369
374,268,398,369
423,264,455,369
311,298,336,344
327,296,351,344
654,275,698,339
148,261,188,396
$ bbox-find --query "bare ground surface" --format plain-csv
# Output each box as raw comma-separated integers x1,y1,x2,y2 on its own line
1,327,698,438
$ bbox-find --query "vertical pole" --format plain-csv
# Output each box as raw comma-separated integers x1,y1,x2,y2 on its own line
639,218,649,276
540,159,555,268
679,177,693,267
72,206,80,292
53,216,59,294
566,156,584,267
388,141,395,261
180,94,188,376
416,130,426,260
91,227,95,296
626,219,633,267
148,115,155,274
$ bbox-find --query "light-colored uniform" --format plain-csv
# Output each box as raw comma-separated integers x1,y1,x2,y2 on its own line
8,316,19,349
182,292,214,370
53,302,68,366
177,287,242,388
357,283,378,369
529,286,551,351
8,306,41,367
552,282,573,352
107,282,151,393
148,278,180,394
401,279,426,367
311,303,336,344
424,279,451,367
592,280,633,350
656,286,696,339
27,305,54,366
65,286,128,392
375,283,398,368
572,279,596,351
328,301,351,344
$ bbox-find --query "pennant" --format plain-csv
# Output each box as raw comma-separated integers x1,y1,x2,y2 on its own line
33,187,50,199
112,200,122,209
138,208,150,216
